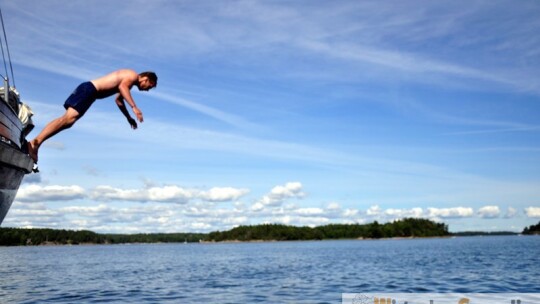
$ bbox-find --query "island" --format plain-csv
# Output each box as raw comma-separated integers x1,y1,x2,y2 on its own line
1,218,447,246
523,221,540,235
1,219,538,246
206,218,449,242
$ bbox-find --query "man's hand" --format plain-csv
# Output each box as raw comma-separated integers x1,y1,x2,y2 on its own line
128,117,138,129
133,106,144,123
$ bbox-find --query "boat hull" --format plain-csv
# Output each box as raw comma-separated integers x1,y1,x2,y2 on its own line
0,160,25,224
0,89,33,225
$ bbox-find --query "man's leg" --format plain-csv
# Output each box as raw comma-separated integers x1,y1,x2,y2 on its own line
28,107,80,162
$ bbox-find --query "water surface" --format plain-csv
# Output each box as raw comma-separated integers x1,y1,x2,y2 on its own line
1,236,538,303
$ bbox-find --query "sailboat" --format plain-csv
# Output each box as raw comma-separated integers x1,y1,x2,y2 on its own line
0,7,35,224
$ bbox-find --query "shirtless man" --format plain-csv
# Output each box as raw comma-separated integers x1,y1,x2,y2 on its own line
27,69,157,163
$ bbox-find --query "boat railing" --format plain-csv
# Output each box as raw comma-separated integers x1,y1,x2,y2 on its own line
0,78,20,114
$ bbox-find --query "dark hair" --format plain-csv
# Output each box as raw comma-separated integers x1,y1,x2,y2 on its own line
139,71,158,85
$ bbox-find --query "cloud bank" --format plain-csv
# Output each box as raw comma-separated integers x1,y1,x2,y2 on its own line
6,181,533,234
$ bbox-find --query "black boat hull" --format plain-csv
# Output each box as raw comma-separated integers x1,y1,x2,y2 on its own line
1,89,34,225
0,158,26,224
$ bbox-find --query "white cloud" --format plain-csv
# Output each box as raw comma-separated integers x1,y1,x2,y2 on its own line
321,203,352,219
2,201,64,228
253,182,305,209
273,215,291,225
90,185,248,204
343,209,359,217
505,207,517,218
147,186,195,203
525,207,540,218
222,216,249,226
5,180,534,233
294,208,325,217
16,185,85,202
271,215,329,227
269,182,305,200
326,202,341,210
362,206,426,222
477,205,501,218
60,204,112,216
9,208,59,217
90,185,193,203
191,222,213,230
426,207,474,218
198,187,249,202
251,202,265,212
366,205,381,216
384,207,423,218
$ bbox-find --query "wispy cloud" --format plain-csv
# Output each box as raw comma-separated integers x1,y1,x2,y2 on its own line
7,1,539,93
151,91,259,129
393,98,540,135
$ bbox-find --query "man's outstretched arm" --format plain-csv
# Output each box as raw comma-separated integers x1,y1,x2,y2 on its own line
117,75,144,123
116,94,138,129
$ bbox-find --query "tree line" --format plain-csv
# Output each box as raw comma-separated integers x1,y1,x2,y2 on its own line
522,221,540,235
3,219,538,246
0,227,205,246
206,218,449,242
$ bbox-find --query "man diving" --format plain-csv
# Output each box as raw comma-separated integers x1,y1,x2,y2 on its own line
27,69,157,163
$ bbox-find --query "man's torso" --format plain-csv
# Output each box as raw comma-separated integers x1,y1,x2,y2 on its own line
90,69,137,99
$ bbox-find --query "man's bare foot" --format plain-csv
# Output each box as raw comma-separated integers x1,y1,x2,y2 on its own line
27,140,38,163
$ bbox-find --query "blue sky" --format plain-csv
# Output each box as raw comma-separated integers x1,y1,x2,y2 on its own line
2,0,539,233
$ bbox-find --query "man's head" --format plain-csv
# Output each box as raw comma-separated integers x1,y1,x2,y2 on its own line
137,71,158,91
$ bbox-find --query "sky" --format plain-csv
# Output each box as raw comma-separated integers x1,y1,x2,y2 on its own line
1,0,539,233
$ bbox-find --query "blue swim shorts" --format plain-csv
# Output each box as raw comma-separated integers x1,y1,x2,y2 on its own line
63,82,98,117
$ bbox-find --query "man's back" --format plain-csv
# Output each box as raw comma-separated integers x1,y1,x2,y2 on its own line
90,69,138,100
91,69,138,92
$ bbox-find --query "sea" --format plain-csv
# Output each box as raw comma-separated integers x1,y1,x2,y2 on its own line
0,235,538,303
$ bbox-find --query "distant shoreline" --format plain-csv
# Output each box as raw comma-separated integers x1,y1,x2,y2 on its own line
2,218,538,247
1,234,536,247
193,234,530,244
4,234,534,247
